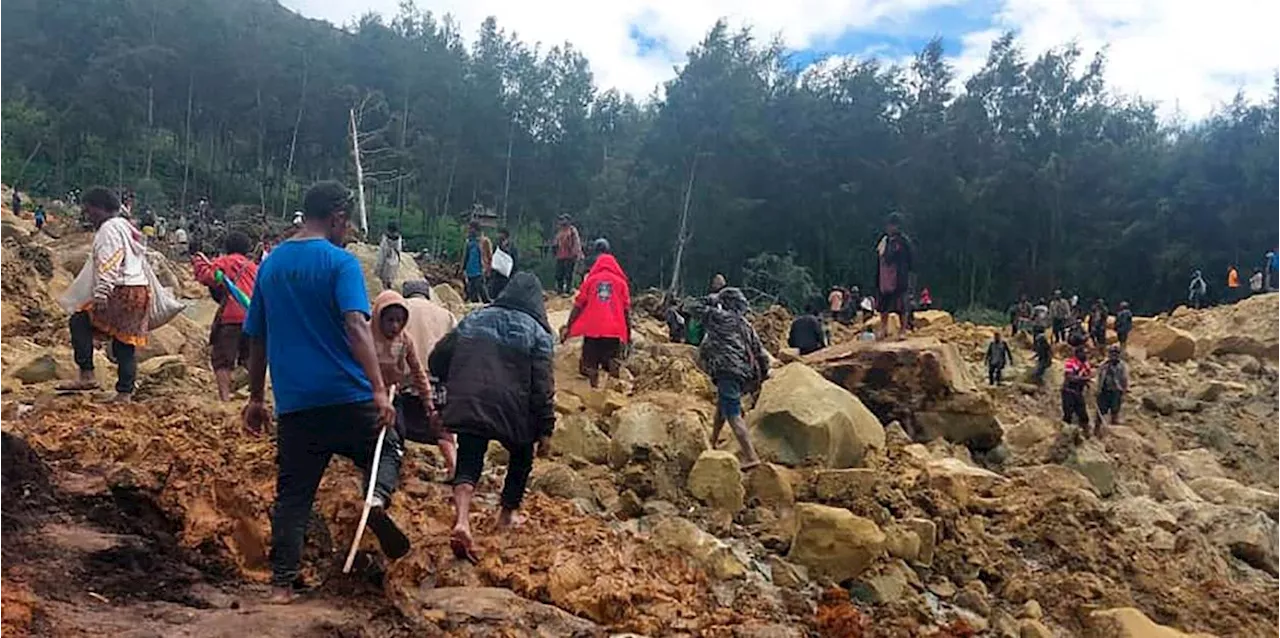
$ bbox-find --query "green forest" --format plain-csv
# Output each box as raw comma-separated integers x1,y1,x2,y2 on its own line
3,0,1277,312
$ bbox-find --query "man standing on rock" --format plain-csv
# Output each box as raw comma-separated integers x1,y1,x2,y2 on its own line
56,187,152,402
1095,345,1129,432
562,239,632,389
1114,301,1133,349
1032,327,1053,385
984,331,1013,386
428,272,556,564
874,212,913,340
1061,345,1093,429
1049,290,1070,344
553,214,583,296
241,181,409,604
684,287,766,470
192,230,258,402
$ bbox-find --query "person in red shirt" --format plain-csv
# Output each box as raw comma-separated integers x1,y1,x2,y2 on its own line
553,214,584,296
1062,345,1093,428
193,230,259,401
561,238,631,389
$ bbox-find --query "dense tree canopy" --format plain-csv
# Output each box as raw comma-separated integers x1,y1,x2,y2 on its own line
3,0,1276,312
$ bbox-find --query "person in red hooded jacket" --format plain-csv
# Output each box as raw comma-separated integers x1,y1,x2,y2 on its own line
193,230,258,401
561,238,631,389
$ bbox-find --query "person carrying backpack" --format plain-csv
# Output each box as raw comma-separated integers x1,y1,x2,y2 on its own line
192,231,259,402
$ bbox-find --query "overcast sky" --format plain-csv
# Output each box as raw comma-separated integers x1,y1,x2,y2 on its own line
283,0,1277,120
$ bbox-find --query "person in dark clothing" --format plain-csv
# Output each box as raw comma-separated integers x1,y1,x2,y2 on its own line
428,272,555,564
1048,290,1070,344
488,227,519,299
684,287,766,469
1095,345,1129,432
1032,327,1052,385
663,294,687,344
875,212,914,340
241,181,407,604
1012,295,1032,336
1114,301,1133,349
984,332,1014,385
788,299,828,356
33,204,46,232
1087,299,1109,350
1066,317,1089,348
1062,346,1093,427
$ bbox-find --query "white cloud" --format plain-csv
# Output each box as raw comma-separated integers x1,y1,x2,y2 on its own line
958,0,1278,119
284,0,1276,119
283,0,959,98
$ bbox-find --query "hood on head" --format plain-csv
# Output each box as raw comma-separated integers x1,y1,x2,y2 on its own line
402,280,432,299
372,290,410,341
718,287,749,314
587,253,625,279
493,271,552,334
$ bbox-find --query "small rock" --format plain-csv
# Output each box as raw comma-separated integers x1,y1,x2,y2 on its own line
884,420,911,445
615,489,644,519
530,462,596,502
648,516,747,580
1141,391,1203,416
904,518,937,566
1190,381,1227,402
813,468,877,502
13,353,60,384
767,556,808,588
955,580,990,616
882,525,921,563
1018,619,1053,638
1019,599,1043,620
1067,441,1116,497
138,354,186,378
551,413,611,464
554,392,585,414
1087,607,1214,637
1148,464,1203,502
927,579,956,598
787,503,885,582
1159,448,1227,481
745,463,796,508
687,450,745,516
853,559,913,604
1188,477,1279,518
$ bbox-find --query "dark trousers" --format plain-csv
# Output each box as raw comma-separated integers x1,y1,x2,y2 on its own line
1033,358,1050,385
464,275,490,303
1051,318,1066,344
555,258,575,294
270,401,402,587
1062,389,1089,425
70,311,136,394
488,273,510,300
1097,389,1123,421
987,364,1004,385
452,432,534,511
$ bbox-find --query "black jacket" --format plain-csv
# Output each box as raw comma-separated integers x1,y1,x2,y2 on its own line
788,314,826,355
429,272,555,445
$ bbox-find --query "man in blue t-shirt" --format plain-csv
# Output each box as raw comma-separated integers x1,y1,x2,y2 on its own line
242,181,409,604
461,221,492,303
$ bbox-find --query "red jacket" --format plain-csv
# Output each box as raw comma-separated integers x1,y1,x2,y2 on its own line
193,253,257,325
568,254,631,342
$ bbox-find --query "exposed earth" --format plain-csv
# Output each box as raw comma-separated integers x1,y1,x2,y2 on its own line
2,194,1277,637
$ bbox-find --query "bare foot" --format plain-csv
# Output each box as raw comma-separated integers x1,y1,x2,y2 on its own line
450,526,478,564
496,509,525,530
265,586,296,605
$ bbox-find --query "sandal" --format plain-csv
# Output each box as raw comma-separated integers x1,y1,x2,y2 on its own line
450,527,479,564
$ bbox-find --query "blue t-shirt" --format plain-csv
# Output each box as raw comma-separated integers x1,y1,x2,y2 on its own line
464,238,482,277
242,237,373,415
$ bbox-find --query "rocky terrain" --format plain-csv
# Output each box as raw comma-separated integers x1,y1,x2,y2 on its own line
2,199,1277,637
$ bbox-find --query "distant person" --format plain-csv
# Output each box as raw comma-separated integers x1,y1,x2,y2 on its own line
1226,265,1240,302
375,221,403,290
488,227,519,299
1267,250,1278,291
553,214,583,295
1032,298,1050,334
663,293,687,344
11,190,22,216
874,212,914,340
56,187,151,401
984,331,1013,386
192,230,259,402
461,221,492,303
172,225,190,256
429,272,556,564
241,181,409,604
1249,268,1264,295
684,287,766,470
292,210,304,226
1062,346,1093,428
1013,295,1032,336
827,286,844,320
1048,290,1070,344
562,239,631,389
1095,345,1129,432
400,280,459,478
33,204,46,232
709,273,727,294
918,287,932,310
1087,299,1108,349
788,298,827,356
1032,327,1052,385
1114,301,1133,348
1188,270,1207,309
837,285,860,324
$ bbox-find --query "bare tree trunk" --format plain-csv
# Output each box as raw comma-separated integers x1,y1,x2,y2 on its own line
144,83,155,180
180,74,194,209
282,52,308,218
667,153,700,295
501,116,514,222
349,108,369,235
397,95,409,220
14,141,44,187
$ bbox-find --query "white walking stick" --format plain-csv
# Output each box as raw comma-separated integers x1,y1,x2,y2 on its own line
343,386,395,574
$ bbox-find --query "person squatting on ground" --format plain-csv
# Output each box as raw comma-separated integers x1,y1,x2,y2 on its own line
788,298,828,356
400,280,459,478
57,187,152,401
562,239,631,389
461,221,493,303
192,231,259,402
684,287,768,470
241,181,409,604
1095,345,1129,433
1114,301,1133,349
375,221,403,291
1032,326,1052,385
1062,345,1094,428
553,214,584,295
875,213,914,340
429,272,556,564
985,331,1014,386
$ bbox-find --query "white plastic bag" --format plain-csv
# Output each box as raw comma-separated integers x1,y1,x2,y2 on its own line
144,259,186,329
491,247,514,278
57,260,96,314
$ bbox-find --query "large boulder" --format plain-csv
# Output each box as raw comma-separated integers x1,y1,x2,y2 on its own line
747,363,885,468
550,413,610,464
925,457,1006,505
1087,607,1217,638
431,283,466,316
608,402,708,499
787,503,885,582
1148,465,1202,503
745,463,796,508
1159,449,1226,481
1128,322,1197,363
529,462,595,502
1109,497,1177,549
11,353,59,384
346,241,425,294
1141,391,1203,416
1187,477,1278,518
647,516,747,580
1002,416,1059,463
687,450,745,516
912,309,953,328
808,338,1002,450
1210,334,1277,361
1169,502,1278,575
1068,440,1117,497
392,586,599,635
